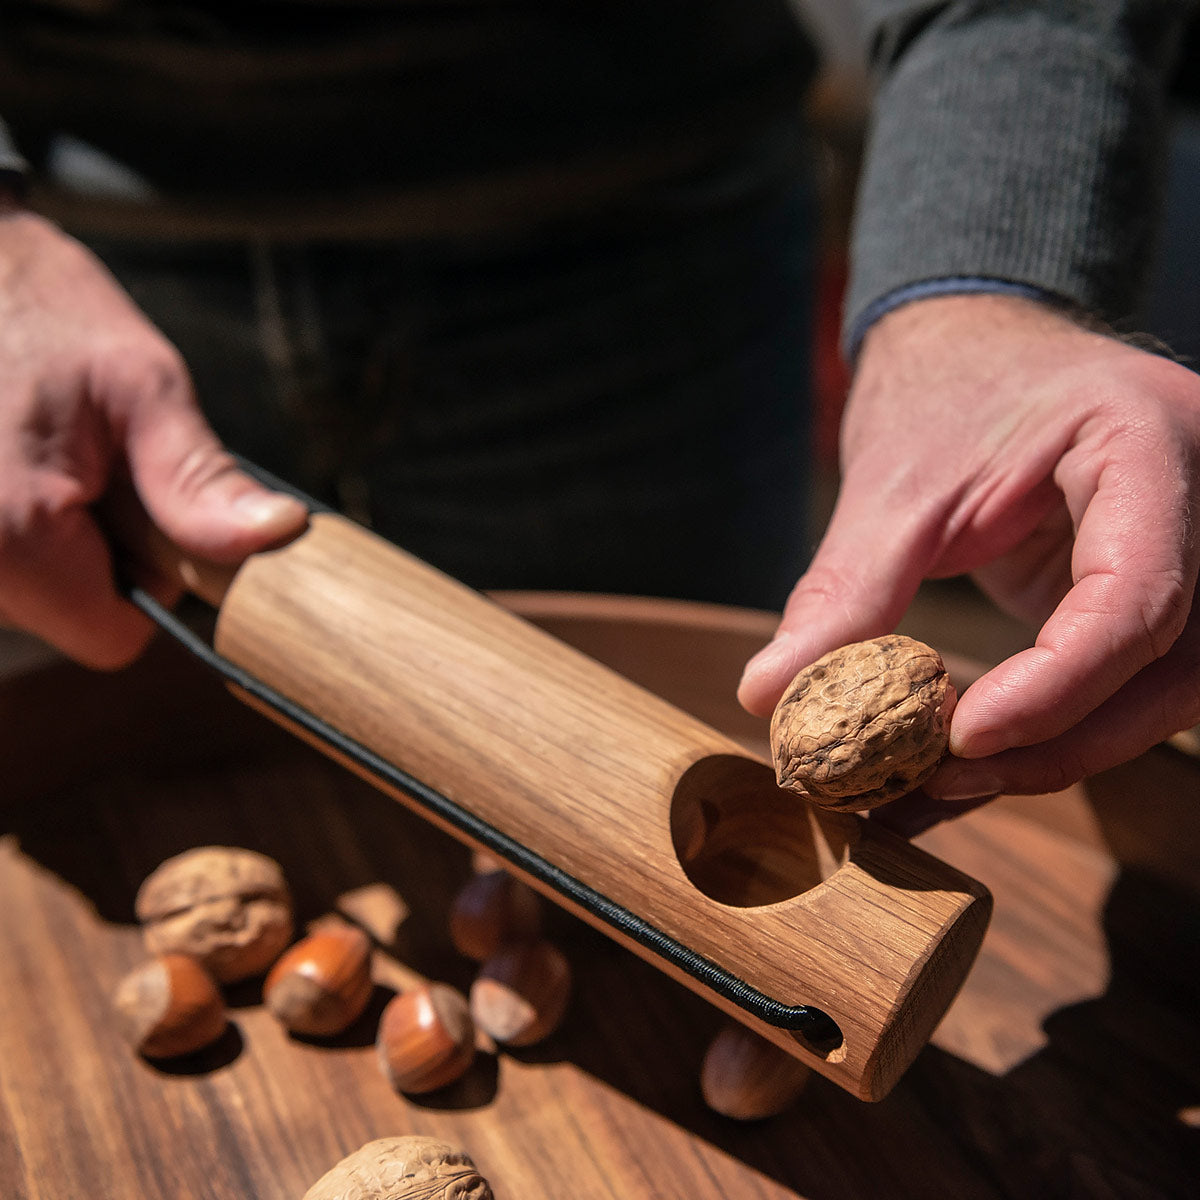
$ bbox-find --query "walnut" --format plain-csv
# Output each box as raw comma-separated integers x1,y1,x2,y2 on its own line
134,846,294,983
302,1136,493,1200
769,635,956,811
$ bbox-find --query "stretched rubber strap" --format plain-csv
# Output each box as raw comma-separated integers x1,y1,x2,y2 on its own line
130,460,840,1045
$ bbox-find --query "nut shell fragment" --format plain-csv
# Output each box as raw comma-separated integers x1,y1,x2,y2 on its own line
135,846,294,982
302,1135,493,1200
769,635,956,811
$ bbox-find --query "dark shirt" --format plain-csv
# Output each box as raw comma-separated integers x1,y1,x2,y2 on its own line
0,1,817,196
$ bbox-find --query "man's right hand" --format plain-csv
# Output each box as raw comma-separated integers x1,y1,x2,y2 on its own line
0,208,308,668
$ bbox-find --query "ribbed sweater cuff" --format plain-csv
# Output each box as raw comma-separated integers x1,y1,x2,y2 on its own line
844,276,1056,361
843,10,1171,360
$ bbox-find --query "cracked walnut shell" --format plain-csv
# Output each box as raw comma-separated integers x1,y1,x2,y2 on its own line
134,846,294,983
769,635,956,811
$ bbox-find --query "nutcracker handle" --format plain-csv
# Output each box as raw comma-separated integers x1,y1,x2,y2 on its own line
126,503,990,1102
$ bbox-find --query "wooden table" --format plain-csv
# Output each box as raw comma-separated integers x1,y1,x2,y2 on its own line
1,595,1197,1199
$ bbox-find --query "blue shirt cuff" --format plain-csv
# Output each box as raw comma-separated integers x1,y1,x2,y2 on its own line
844,277,1059,362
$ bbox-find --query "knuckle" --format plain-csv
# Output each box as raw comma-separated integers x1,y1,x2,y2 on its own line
785,563,866,614
783,561,897,635
171,443,239,500
100,331,193,415
135,345,192,408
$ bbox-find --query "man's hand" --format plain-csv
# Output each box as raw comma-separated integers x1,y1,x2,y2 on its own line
738,293,1200,813
0,210,308,668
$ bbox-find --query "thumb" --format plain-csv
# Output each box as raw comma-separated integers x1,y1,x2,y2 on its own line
737,484,936,716
125,385,308,563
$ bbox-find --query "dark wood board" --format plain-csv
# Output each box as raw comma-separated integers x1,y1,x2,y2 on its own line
0,596,1196,1199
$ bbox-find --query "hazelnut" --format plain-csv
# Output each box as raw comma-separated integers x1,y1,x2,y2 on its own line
469,939,571,1047
303,1135,493,1200
376,983,476,1094
112,953,227,1059
449,869,542,961
264,925,374,1037
134,846,294,983
700,1022,811,1120
769,634,956,811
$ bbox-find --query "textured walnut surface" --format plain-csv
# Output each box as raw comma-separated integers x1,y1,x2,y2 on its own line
769,634,956,812
134,846,294,982
302,1136,493,1200
135,846,288,918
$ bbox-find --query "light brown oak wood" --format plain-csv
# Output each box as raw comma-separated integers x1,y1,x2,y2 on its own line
207,513,990,1101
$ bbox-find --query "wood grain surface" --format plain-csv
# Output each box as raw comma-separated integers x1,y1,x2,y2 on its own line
0,593,1197,1199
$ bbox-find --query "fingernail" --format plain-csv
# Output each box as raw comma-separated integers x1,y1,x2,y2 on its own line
949,727,1012,758
233,491,306,530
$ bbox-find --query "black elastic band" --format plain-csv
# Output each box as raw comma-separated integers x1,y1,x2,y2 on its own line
131,467,840,1045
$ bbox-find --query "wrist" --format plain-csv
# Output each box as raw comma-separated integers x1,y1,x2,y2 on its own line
858,290,1085,363
846,279,1071,364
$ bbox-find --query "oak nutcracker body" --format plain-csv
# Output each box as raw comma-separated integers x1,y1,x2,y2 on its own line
155,510,990,1101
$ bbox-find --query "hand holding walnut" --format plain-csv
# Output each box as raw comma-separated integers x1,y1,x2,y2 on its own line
741,293,1200,816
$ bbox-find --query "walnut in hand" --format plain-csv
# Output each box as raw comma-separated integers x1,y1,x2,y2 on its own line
769,635,956,812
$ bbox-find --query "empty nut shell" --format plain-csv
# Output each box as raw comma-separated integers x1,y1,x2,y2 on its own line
135,846,294,983
303,1135,493,1200
112,953,227,1059
264,925,374,1037
470,938,571,1047
376,983,476,1094
769,635,956,811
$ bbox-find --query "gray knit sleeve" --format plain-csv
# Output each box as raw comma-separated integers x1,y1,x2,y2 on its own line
844,1,1194,354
